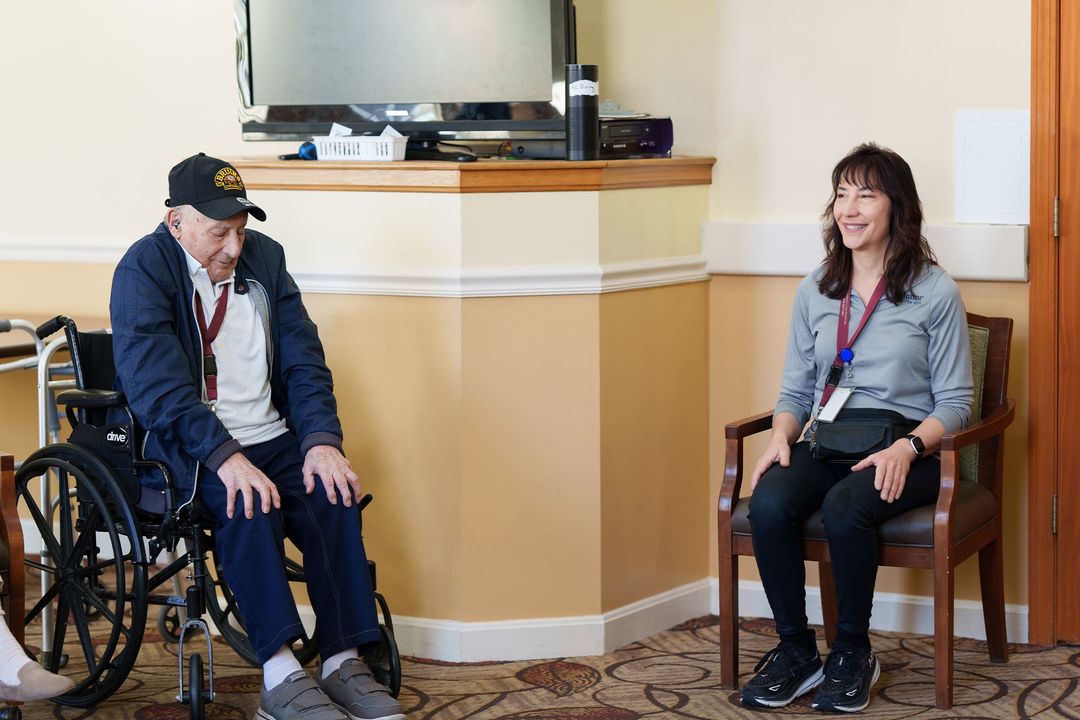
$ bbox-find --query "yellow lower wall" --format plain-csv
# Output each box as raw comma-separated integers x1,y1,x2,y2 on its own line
600,283,710,611
708,275,1030,605
459,295,602,620
0,262,710,622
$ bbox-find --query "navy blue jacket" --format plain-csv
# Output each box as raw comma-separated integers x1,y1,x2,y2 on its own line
110,223,343,500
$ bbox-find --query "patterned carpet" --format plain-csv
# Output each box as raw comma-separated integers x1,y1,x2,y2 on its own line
9,614,1080,720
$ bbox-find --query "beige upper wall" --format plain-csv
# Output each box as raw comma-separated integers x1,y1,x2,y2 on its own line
574,0,718,158
2,1,1028,243
0,2,293,253
579,0,1030,223
712,0,1030,223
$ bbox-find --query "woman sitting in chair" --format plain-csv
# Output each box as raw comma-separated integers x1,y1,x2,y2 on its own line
740,142,973,713
0,577,74,702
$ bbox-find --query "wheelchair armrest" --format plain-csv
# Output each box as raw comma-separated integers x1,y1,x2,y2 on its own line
56,388,126,408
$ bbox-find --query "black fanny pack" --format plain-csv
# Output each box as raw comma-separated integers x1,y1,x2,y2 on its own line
809,408,918,464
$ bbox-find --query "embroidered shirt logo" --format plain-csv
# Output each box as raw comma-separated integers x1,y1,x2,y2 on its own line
213,167,245,191
902,292,924,305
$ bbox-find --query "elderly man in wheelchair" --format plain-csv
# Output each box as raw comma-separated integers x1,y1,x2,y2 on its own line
13,154,403,720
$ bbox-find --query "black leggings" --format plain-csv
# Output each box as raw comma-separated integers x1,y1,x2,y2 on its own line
748,442,941,649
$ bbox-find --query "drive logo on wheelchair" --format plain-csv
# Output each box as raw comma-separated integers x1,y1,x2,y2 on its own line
105,426,129,448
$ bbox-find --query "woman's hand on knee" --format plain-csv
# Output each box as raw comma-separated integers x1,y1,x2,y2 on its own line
750,436,792,492
852,441,914,503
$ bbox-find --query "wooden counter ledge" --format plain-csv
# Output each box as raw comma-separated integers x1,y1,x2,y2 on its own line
231,156,716,194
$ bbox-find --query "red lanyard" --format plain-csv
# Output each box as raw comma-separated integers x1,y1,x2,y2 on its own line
817,275,887,411
194,284,230,404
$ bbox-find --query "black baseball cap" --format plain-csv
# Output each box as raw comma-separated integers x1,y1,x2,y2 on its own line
165,153,266,222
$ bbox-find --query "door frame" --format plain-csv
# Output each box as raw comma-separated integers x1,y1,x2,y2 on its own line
1029,0,1059,646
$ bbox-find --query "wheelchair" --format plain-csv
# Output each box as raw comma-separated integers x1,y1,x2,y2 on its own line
12,316,401,718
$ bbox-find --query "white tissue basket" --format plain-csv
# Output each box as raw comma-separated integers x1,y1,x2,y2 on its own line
312,135,408,161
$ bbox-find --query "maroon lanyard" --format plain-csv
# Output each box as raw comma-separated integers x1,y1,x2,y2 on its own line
194,284,230,404
817,275,887,412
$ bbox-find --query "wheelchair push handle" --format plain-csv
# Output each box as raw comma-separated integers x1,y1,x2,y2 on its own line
0,319,10,333
36,315,74,340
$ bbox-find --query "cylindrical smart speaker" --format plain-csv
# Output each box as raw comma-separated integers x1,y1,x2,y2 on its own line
565,64,599,161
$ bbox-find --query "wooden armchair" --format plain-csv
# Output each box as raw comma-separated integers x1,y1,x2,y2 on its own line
716,313,1014,709
0,453,24,647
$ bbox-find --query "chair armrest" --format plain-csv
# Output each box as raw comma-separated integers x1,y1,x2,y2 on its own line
0,453,24,646
940,398,1016,453
57,388,126,408
719,410,774,516
933,398,1015,542
724,410,774,440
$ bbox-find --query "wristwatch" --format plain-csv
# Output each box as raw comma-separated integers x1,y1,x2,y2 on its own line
905,433,925,457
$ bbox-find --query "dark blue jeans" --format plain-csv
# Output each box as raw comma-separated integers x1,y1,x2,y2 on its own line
197,432,381,664
747,442,940,650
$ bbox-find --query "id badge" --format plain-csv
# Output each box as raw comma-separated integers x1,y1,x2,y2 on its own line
817,386,853,422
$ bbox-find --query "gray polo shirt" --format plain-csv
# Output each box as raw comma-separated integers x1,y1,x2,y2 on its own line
776,264,973,433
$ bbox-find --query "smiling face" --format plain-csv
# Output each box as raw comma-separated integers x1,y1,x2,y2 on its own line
832,175,892,257
170,206,248,282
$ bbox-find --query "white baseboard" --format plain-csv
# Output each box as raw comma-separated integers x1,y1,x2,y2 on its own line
708,578,1029,644
21,514,712,661
387,578,714,662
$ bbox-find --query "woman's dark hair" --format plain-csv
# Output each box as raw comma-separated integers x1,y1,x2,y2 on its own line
818,142,936,304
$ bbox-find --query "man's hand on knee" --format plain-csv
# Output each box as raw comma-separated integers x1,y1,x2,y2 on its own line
218,453,282,519
303,445,361,507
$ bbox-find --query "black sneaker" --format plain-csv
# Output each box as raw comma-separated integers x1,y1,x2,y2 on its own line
810,648,880,713
740,636,823,708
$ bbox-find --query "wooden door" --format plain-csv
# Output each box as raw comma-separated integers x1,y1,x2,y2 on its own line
1034,0,1080,644
1055,0,1080,642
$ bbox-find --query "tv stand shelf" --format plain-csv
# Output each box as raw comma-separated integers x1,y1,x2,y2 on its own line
231,156,714,194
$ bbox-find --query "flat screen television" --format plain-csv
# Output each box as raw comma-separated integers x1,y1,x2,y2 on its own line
236,0,577,145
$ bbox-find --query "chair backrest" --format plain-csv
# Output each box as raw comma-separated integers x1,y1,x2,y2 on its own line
70,329,116,392
64,329,118,429
960,313,1013,492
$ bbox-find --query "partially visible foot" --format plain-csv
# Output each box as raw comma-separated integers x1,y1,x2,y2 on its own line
0,662,75,703
810,647,880,713
257,670,349,720
318,658,404,720
740,631,823,708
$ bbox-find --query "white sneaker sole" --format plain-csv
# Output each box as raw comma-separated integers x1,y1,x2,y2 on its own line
741,666,824,708
342,713,405,720
812,658,881,713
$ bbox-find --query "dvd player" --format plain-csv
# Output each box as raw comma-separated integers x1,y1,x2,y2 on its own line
497,116,674,159
599,116,673,158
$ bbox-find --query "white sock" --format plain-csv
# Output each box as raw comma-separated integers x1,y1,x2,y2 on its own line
321,648,359,680
0,613,33,686
263,644,304,690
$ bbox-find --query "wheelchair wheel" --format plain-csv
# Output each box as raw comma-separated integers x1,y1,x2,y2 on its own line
362,624,401,698
15,444,148,707
187,653,206,720
205,551,319,667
